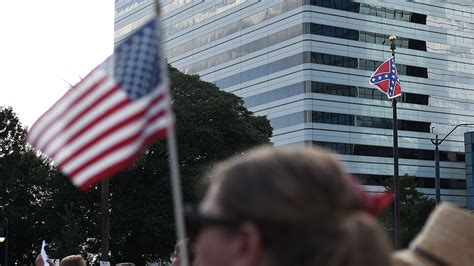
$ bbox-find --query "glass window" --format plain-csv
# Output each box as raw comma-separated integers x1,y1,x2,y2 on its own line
216,51,428,89
308,0,360,12
314,141,464,162
313,111,430,133
355,174,465,190
358,3,426,25
270,112,305,129
177,21,427,74
244,81,428,108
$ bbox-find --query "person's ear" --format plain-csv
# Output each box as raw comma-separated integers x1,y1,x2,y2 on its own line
234,222,263,266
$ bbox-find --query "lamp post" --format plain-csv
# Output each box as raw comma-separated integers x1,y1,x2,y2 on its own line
0,207,7,266
431,123,474,204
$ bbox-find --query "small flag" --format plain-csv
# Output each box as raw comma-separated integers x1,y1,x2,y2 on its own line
369,57,402,98
27,16,172,190
40,240,49,264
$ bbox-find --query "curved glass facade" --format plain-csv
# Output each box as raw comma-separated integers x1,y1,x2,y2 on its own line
115,0,474,206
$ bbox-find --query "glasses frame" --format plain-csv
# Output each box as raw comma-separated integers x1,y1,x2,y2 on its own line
184,205,242,241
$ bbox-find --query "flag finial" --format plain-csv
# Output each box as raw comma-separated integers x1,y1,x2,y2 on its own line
389,35,397,54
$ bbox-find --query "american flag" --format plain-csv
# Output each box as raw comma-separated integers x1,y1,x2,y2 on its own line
27,16,173,190
369,57,402,98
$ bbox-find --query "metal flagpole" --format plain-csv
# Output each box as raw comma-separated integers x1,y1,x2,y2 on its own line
431,123,474,205
166,119,190,266
154,3,190,265
101,179,110,262
156,2,189,265
434,134,441,204
389,35,401,250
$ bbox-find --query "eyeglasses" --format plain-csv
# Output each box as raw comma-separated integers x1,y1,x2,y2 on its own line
184,205,242,241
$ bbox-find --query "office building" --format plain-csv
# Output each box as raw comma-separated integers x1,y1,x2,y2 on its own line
114,0,474,207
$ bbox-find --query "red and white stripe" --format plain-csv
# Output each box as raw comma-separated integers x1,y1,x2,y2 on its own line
27,68,172,190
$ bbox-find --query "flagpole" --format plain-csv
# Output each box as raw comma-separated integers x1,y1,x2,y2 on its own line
100,179,110,262
167,119,190,266
390,35,401,250
155,1,190,264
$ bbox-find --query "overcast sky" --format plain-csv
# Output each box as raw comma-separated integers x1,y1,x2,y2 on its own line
0,1,115,128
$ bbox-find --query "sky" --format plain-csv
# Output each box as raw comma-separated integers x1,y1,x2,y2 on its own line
0,1,115,128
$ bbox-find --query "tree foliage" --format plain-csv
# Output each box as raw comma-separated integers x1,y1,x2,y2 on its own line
0,106,25,156
0,107,49,263
0,106,100,264
0,65,272,264
108,66,272,264
378,174,435,248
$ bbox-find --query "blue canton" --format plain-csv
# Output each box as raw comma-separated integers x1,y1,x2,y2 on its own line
370,58,400,97
114,18,163,100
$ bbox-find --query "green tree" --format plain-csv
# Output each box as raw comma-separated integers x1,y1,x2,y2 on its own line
0,64,272,264
43,169,101,262
0,107,53,264
0,107,100,264
379,174,435,247
107,65,273,264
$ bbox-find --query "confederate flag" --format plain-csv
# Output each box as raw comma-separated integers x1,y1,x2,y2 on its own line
369,57,402,98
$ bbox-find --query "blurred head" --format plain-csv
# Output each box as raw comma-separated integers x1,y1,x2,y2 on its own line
190,146,392,266
59,255,86,266
392,203,474,266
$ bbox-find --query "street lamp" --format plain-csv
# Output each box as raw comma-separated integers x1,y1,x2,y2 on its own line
431,123,474,204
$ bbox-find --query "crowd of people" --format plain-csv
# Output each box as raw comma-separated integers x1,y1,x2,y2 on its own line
37,145,474,265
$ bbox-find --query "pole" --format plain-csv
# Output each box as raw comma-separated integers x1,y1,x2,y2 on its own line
167,121,190,266
390,35,401,250
3,217,7,266
155,1,189,264
101,179,110,261
430,124,474,205
392,97,401,249
434,135,441,204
